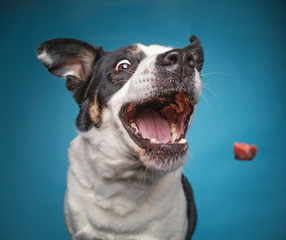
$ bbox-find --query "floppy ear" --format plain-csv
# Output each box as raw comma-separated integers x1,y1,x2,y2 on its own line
37,38,101,95
187,35,204,72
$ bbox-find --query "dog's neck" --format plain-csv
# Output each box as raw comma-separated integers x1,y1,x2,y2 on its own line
68,114,183,216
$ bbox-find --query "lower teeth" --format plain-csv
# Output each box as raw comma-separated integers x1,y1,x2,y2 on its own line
170,123,177,142
130,122,139,132
178,138,187,144
128,116,185,144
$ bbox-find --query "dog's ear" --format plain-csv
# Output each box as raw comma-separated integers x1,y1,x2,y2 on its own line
37,38,101,96
187,35,204,72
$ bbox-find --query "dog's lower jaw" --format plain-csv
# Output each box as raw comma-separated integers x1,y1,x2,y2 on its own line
64,129,188,239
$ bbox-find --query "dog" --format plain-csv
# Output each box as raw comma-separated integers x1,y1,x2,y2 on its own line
37,35,204,240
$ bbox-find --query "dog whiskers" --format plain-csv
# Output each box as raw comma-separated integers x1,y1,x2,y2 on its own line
195,62,203,69
200,93,210,108
202,86,221,101
135,163,149,188
121,69,135,74
114,79,127,85
173,32,188,49
201,72,241,82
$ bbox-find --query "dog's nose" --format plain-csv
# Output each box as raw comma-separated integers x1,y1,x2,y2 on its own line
156,49,195,75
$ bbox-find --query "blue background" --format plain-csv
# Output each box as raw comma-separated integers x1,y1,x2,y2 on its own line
1,0,285,239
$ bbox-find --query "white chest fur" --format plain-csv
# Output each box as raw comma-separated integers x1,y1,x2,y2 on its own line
64,132,188,240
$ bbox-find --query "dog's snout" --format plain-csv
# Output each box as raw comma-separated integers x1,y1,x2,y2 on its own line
157,49,195,75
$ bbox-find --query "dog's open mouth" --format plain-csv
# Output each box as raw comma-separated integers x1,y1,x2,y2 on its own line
119,92,194,150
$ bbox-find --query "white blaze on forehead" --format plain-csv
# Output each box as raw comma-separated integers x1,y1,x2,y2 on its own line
109,43,174,105
137,44,172,57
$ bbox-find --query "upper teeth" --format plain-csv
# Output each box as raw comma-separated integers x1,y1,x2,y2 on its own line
183,93,190,101
170,103,180,113
178,138,187,144
175,98,185,113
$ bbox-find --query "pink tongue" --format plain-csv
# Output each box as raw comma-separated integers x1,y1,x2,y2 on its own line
135,108,171,143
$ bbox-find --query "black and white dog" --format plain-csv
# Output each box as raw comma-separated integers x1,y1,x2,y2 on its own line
37,35,204,240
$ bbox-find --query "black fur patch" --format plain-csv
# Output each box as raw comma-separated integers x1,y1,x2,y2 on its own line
37,39,145,131
37,38,100,101
77,46,145,131
181,174,197,239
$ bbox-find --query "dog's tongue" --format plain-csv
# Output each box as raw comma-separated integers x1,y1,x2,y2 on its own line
135,108,171,143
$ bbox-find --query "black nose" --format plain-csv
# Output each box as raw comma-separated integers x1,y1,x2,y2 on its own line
156,49,196,74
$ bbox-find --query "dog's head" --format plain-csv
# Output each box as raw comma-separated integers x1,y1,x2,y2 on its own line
37,36,203,172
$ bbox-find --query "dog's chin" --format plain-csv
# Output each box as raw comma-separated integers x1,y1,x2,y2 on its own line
119,91,194,172
136,144,188,172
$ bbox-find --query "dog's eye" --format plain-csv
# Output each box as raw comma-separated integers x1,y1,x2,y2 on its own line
115,59,131,72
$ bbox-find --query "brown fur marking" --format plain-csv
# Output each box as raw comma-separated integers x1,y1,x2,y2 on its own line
89,97,100,124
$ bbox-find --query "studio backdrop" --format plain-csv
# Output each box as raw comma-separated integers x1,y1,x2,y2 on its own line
0,0,285,239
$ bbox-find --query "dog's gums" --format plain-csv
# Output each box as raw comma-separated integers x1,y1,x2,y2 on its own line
120,92,193,150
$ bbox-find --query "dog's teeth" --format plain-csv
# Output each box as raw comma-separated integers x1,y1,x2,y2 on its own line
130,123,139,132
150,138,157,143
170,123,177,142
172,136,177,142
183,93,190,101
170,103,180,113
175,99,185,112
170,123,177,133
178,138,187,144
